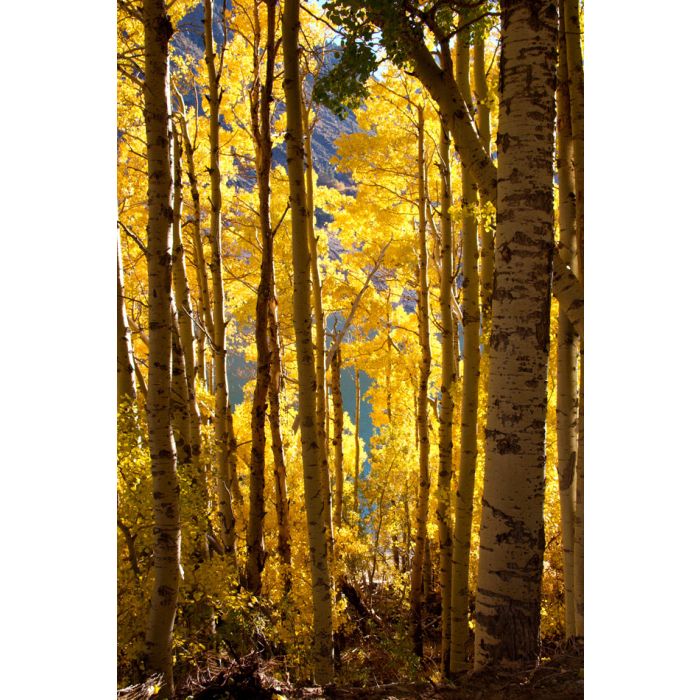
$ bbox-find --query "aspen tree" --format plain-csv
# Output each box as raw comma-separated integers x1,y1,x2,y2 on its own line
319,0,580,328
177,107,215,342
563,0,584,275
142,0,180,693
196,329,206,384
450,23,481,676
246,0,279,595
354,366,361,515
282,0,334,681
268,264,293,591
474,0,558,669
574,352,584,637
117,232,137,408
331,342,344,530
171,125,198,387
170,143,190,470
472,29,494,332
436,112,455,675
555,14,578,638
172,124,209,561
385,319,392,423
302,104,334,551
204,0,235,556
409,105,432,658
562,0,584,639
171,306,192,471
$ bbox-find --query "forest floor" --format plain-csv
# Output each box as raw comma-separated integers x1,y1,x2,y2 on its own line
117,642,583,699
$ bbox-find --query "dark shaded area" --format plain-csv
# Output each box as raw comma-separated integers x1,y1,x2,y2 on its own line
117,645,583,699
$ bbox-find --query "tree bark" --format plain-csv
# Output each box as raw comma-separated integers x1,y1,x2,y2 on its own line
472,30,494,333
562,0,585,639
574,352,584,637
171,125,198,388
450,27,481,676
117,232,138,408
142,1,180,693
172,125,209,560
331,342,344,530
302,104,334,553
473,0,558,670
171,305,192,473
409,106,432,659
204,0,235,558
563,0,584,279
283,0,334,681
246,0,278,595
436,114,455,675
179,113,215,342
354,367,361,516
555,14,578,639
268,261,293,592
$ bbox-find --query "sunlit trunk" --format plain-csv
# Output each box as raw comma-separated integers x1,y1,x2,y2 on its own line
450,26,481,676
474,0,557,669
302,105,334,553
283,0,334,681
331,343,344,530
142,1,180,692
204,0,235,559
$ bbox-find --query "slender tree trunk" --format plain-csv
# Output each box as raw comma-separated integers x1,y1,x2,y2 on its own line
246,0,278,595
473,30,494,333
302,105,334,552
574,352,584,637
227,410,244,508
171,306,192,470
436,114,455,675
423,536,432,600
171,126,197,388
204,0,235,558
562,0,585,640
142,1,179,693
118,517,142,581
196,329,206,384
450,27,481,676
268,262,293,592
563,0,584,278
331,343,344,530
404,478,412,573
474,0,558,669
409,106,432,659
179,116,215,341
135,360,149,401
117,232,138,408
555,15,578,639
173,126,209,561
386,299,393,423
207,353,214,396
354,367,361,516
283,0,334,681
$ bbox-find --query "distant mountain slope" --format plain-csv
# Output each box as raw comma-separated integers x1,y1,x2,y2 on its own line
173,3,361,193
